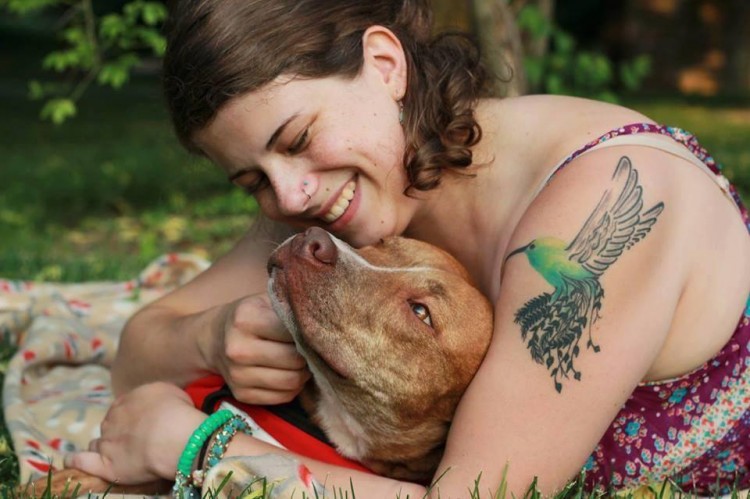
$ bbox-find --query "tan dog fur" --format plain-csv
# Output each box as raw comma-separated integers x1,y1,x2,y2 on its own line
26,228,493,494
267,228,493,480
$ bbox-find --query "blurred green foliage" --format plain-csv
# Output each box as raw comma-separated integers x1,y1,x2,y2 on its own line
518,4,651,102
1,0,167,124
0,78,259,282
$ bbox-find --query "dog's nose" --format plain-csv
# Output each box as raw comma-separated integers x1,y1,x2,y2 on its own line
300,227,337,264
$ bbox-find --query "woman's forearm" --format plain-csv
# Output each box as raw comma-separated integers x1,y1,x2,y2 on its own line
221,434,428,499
111,303,221,396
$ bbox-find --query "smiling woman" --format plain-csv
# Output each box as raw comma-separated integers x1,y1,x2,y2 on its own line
61,0,750,497
191,74,418,247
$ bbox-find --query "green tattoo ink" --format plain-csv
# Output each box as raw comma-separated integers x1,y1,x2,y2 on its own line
506,157,665,393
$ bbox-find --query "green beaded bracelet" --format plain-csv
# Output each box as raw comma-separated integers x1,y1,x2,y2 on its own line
177,409,234,476
188,415,253,489
205,415,253,468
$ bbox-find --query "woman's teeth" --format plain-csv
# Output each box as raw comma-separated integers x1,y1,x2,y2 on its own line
322,181,356,223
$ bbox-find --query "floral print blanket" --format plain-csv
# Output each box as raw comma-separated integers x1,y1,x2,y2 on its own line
0,254,209,484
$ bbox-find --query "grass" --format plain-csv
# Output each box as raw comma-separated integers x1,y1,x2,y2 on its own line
0,79,260,282
0,469,730,498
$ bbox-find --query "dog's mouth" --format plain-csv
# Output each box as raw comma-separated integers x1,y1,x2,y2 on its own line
300,341,351,381
267,271,351,381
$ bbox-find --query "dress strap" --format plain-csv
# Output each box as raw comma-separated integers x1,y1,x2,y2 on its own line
533,123,744,217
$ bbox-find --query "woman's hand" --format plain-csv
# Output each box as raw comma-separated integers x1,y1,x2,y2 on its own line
65,382,206,484
203,293,311,404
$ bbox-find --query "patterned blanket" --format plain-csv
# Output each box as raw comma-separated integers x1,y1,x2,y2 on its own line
0,254,209,484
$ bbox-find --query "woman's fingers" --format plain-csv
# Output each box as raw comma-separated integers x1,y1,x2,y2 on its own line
229,385,308,405
64,451,117,483
87,438,101,453
224,335,307,369
233,294,294,344
228,367,310,404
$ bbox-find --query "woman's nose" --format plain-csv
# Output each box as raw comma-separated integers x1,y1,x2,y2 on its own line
270,169,317,216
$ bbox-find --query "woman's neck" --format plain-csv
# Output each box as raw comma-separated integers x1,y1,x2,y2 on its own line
402,98,555,297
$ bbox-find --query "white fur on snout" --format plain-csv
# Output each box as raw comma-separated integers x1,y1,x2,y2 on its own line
274,231,438,274
329,235,437,274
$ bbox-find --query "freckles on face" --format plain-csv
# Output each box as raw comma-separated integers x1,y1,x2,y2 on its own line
193,75,418,242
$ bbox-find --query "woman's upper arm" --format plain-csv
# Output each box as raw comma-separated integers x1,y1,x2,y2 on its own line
432,150,690,496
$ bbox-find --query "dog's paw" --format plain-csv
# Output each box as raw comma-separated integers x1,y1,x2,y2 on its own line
202,454,325,498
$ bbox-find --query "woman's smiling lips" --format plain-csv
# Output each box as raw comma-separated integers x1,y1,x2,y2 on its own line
322,180,356,223
316,177,358,227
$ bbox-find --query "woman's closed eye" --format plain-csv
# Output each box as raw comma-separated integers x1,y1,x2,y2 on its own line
287,128,309,155
232,170,269,195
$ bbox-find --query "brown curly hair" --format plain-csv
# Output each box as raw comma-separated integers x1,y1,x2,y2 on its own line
163,0,491,193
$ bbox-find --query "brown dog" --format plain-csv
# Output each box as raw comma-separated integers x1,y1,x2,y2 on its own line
267,227,493,480
26,227,493,493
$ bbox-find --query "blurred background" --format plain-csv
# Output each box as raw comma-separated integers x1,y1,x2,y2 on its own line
0,0,748,283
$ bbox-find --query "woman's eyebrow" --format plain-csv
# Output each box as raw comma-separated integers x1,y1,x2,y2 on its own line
266,113,299,151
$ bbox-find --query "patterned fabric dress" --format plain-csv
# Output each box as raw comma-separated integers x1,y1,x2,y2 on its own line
548,123,750,495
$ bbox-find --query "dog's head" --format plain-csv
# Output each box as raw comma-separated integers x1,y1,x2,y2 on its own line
267,227,493,480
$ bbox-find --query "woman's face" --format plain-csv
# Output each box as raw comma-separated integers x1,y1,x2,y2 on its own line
193,69,420,248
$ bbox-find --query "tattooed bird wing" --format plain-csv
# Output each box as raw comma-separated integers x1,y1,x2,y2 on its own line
566,157,665,276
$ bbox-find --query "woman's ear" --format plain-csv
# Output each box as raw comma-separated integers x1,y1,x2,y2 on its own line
361,26,407,100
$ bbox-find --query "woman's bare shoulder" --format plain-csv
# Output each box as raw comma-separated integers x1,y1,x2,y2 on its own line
475,95,657,174
479,94,649,119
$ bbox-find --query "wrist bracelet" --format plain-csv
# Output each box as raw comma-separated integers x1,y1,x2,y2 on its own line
190,414,253,488
172,409,233,498
206,415,253,468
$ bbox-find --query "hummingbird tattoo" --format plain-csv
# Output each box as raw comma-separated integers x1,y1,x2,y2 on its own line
506,157,664,393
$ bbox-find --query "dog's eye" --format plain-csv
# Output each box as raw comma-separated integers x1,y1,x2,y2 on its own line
410,303,433,327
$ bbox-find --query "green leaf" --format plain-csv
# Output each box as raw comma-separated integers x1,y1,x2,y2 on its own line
133,27,166,55
553,30,575,55
97,64,129,89
42,50,81,72
61,25,86,45
141,2,168,25
545,74,566,95
596,90,619,103
97,53,140,89
123,0,142,22
27,80,45,100
632,54,652,76
99,14,128,42
619,55,652,92
523,57,545,89
0,0,57,14
516,5,551,40
40,98,77,125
